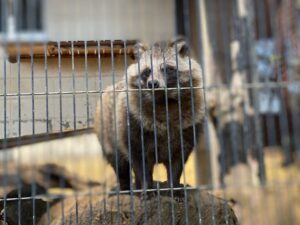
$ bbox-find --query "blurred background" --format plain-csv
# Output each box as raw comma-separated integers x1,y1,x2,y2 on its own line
0,0,300,224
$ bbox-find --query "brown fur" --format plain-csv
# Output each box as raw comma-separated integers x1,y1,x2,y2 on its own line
94,38,204,190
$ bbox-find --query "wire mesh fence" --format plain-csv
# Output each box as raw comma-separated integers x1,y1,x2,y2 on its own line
0,0,299,225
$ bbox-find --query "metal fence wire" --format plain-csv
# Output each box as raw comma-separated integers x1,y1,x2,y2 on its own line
0,0,300,225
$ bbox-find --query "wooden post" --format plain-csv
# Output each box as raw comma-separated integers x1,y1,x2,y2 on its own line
195,0,262,188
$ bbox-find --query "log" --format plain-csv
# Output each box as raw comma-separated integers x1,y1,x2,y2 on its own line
38,188,239,225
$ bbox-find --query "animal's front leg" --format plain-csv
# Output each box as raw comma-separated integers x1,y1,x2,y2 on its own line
132,159,153,191
107,153,131,191
166,157,184,188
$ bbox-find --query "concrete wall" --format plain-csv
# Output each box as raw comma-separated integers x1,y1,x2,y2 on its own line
46,0,175,43
0,54,134,138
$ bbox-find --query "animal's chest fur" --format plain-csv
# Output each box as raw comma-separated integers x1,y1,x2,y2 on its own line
124,113,199,164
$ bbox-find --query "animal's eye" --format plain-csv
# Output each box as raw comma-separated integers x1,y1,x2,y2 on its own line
162,66,177,75
140,68,151,79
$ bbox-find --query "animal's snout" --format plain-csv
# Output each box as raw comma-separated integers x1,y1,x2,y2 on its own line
147,80,160,89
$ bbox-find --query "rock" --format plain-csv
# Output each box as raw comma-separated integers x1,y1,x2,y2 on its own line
43,189,239,225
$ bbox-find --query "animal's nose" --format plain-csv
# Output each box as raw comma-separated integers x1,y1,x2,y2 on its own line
147,80,160,89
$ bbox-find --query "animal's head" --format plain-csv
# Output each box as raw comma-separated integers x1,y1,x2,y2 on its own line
127,38,202,102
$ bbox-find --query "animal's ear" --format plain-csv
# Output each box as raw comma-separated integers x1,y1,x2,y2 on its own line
131,42,148,60
169,37,189,57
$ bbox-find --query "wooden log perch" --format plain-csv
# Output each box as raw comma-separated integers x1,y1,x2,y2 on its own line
4,40,137,63
0,128,94,150
36,188,239,225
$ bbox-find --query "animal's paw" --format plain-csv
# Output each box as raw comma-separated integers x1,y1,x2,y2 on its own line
140,190,157,201
108,186,131,196
154,182,191,199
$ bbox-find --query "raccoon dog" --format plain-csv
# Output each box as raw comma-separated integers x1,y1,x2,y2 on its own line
94,38,204,191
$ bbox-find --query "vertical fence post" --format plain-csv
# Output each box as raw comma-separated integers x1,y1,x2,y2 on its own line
196,0,263,188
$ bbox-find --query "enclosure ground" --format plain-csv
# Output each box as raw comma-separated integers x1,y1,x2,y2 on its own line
1,148,299,225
